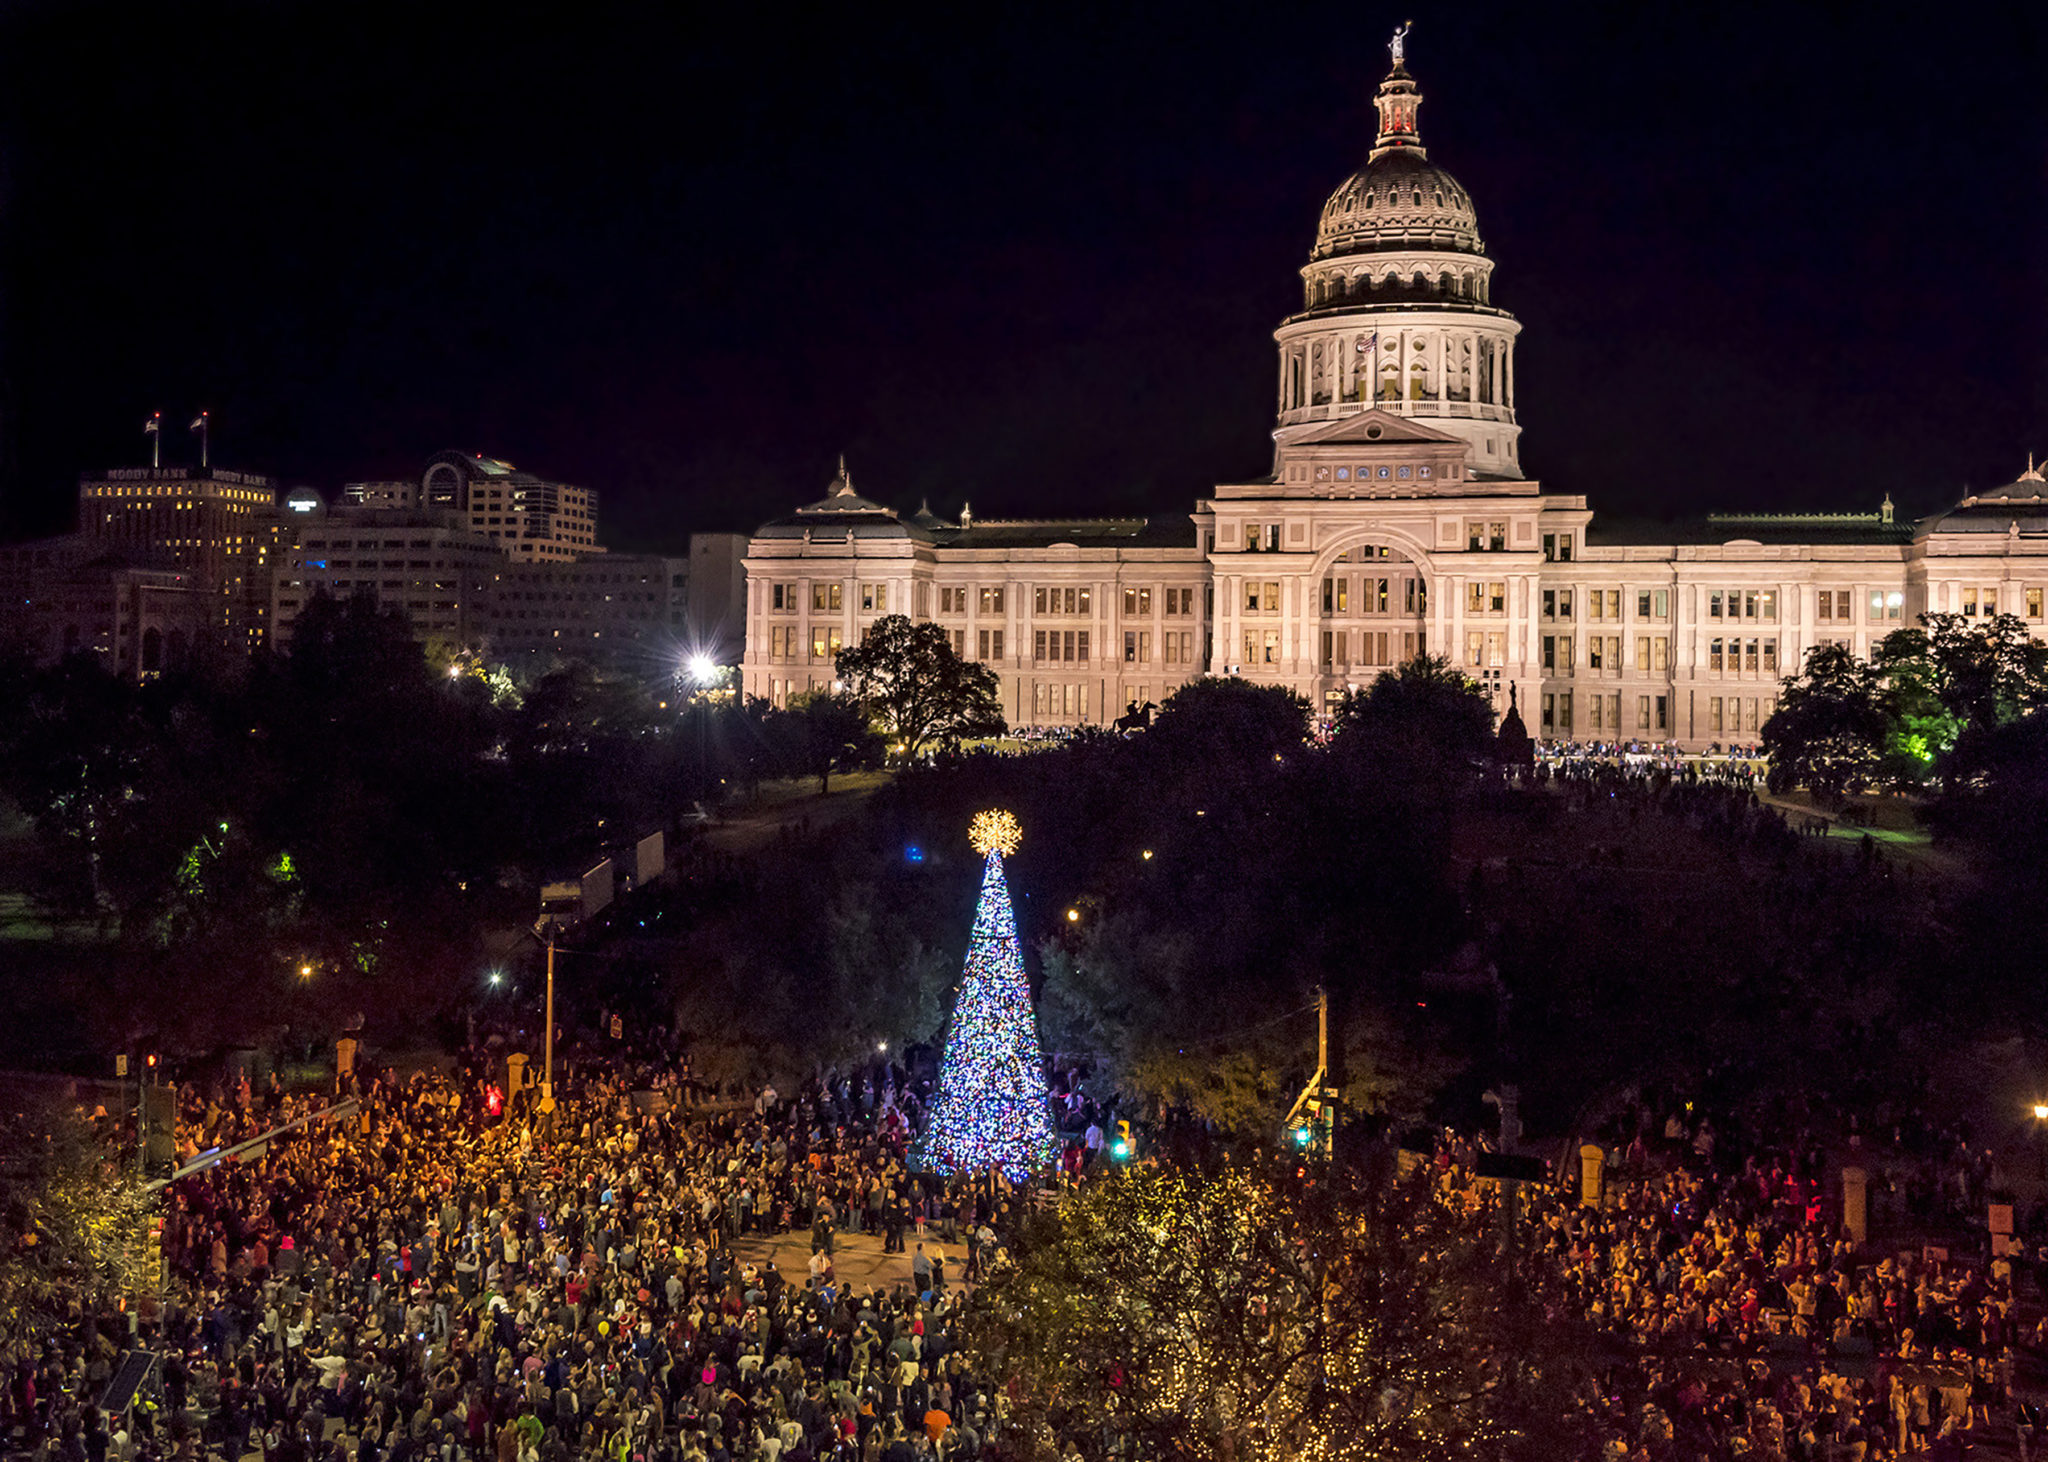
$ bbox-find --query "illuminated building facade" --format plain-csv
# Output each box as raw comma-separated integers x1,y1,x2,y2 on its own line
271,505,505,651
75,465,283,651
485,554,689,663
419,451,601,563
740,47,2048,746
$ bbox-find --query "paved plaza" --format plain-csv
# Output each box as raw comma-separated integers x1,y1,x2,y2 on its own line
731,1225,971,1295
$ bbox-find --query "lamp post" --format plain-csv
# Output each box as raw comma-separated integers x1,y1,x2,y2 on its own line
531,908,566,1120
684,653,718,799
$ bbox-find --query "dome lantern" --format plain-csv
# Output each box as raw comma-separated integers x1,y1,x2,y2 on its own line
1371,28,1425,161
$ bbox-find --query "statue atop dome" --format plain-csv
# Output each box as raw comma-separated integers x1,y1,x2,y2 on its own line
1389,19,1412,67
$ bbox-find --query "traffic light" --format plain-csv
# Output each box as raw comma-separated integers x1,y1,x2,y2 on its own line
1109,1120,1133,1161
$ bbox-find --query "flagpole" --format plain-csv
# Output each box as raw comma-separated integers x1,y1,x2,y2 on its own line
192,411,209,469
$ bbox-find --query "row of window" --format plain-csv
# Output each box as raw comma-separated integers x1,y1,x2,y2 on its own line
1307,462,1457,486
1465,582,1508,617
1540,693,1637,733
1036,630,1090,663
1317,630,1416,668
1031,683,1091,720
1536,634,1669,675
1321,576,1427,615
1535,692,1687,735
302,538,440,550
767,580,2048,637
1538,633,1781,677
935,586,1008,615
1708,638,1778,674
944,629,1007,662
1121,631,1199,665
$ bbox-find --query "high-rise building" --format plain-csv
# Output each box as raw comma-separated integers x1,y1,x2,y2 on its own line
75,465,283,652
739,40,2048,747
417,451,600,563
484,554,687,664
270,494,503,652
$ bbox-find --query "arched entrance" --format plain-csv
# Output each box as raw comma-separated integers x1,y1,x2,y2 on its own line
1312,541,1431,715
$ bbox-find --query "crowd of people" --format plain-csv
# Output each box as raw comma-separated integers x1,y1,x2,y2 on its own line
1428,1093,2047,1460
5,1047,1057,1462
6,1034,2044,1462
1536,741,1769,790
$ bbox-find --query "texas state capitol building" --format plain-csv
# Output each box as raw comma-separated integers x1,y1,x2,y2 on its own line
742,44,2048,748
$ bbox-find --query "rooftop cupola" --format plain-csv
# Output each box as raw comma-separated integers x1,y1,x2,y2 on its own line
1371,21,1425,160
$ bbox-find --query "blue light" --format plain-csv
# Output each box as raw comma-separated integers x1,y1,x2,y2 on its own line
905,845,924,864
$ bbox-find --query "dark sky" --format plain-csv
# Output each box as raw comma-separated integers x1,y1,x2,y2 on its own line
1,1,2043,547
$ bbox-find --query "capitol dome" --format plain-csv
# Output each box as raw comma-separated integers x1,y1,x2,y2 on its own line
1273,36,1523,478
1314,149,1483,261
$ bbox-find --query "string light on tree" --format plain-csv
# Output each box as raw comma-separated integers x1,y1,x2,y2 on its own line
912,810,1057,1178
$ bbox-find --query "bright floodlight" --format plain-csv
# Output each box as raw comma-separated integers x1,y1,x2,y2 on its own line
686,654,717,685
2034,1104,2047,1121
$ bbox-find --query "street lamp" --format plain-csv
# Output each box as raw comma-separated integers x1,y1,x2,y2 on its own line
686,653,717,686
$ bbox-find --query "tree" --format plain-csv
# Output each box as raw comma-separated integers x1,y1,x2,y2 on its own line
967,1163,1582,1461
912,813,1059,1177
0,1096,153,1334
1330,653,1496,791
1761,643,1888,802
1927,708,2048,830
833,614,1005,755
1872,613,2048,776
1145,676,1311,765
771,691,883,793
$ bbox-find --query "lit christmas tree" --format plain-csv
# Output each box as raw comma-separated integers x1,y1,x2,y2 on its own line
912,810,1059,1178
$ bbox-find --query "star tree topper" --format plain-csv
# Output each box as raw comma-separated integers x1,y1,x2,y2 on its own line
968,809,1022,858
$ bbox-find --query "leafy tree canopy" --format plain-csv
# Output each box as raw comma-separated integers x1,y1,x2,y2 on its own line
967,1163,1584,1462
834,615,1004,755
1761,643,1888,802
770,691,884,793
1330,654,1496,789
1144,676,1310,768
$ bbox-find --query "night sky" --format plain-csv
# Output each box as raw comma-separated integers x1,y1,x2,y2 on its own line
1,1,2042,547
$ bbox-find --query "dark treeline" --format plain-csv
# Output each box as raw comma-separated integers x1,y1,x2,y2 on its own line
0,595,876,1062
5,615,2047,1145
653,664,2047,1142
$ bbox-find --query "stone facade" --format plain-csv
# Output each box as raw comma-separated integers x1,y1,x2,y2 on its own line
740,51,2048,746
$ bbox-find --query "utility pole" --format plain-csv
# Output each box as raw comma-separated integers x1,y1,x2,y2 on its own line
542,925,558,1118
1315,985,1334,1161
1284,987,1337,1160
1317,984,1329,1083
